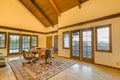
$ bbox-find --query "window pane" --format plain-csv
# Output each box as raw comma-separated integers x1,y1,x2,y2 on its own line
63,32,69,48
0,33,5,48
97,27,110,51
32,36,38,47
9,35,20,53
22,36,30,51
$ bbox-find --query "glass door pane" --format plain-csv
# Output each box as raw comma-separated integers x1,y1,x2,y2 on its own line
72,31,80,57
82,30,92,59
22,36,30,51
9,34,20,54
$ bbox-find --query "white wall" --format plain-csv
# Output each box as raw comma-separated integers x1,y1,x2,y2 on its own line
45,24,58,33
58,17,120,68
59,0,120,27
0,0,46,32
0,0,47,56
57,0,120,68
0,28,46,56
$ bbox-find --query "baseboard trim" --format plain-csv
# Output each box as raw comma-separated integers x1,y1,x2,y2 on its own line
94,63,120,70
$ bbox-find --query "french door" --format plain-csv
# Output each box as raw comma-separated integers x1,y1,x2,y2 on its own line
8,34,20,54
81,28,94,62
22,35,31,52
71,31,80,59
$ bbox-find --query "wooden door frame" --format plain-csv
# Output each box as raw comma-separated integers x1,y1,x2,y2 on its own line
81,28,94,63
21,34,31,53
70,30,80,59
8,33,21,55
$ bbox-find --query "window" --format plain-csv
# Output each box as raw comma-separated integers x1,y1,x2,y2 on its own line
96,25,112,52
0,32,6,48
22,35,30,51
9,34,20,53
32,35,38,47
63,32,70,48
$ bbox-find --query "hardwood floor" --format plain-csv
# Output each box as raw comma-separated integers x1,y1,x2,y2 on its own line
0,56,120,80
0,62,16,80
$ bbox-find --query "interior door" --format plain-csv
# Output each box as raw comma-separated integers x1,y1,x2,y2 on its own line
54,35,58,54
46,36,52,48
82,28,94,62
71,31,80,59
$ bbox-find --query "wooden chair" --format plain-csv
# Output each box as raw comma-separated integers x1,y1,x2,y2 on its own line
0,53,6,67
22,50,32,67
39,49,53,66
31,49,39,63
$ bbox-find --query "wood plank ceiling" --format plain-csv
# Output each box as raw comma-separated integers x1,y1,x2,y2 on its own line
19,0,88,27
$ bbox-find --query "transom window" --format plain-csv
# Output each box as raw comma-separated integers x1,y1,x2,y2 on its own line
22,35,31,51
63,32,70,48
0,32,6,48
32,35,38,47
96,25,112,52
9,34,20,53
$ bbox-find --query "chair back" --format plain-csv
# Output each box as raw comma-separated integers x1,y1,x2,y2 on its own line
23,50,32,60
22,50,26,59
46,49,52,59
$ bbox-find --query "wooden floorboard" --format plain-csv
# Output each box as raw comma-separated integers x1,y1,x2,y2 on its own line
0,56,120,80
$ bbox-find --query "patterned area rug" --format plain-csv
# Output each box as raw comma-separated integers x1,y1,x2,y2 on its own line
8,58,75,80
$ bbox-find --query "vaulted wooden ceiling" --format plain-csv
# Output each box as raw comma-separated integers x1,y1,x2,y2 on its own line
19,0,88,27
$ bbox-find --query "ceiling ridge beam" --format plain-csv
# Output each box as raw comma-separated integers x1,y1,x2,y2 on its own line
19,0,49,27
30,0,54,27
49,0,61,16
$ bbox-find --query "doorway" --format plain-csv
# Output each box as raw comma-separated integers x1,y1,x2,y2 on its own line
46,36,52,48
81,28,94,62
71,31,80,59
54,35,58,54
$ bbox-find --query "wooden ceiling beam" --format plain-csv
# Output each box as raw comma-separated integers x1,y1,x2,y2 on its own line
19,0,47,27
49,0,61,16
78,0,81,8
30,0,54,27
